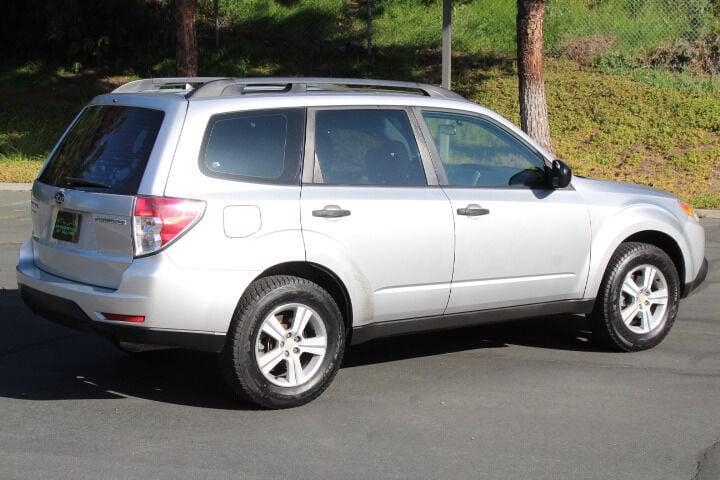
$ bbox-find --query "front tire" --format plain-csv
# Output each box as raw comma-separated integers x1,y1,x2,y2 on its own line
220,275,346,409
591,242,680,351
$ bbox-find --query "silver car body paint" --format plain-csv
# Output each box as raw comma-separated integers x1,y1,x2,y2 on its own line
16,83,706,339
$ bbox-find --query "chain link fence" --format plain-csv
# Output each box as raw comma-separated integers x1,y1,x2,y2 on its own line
547,0,718,56
195,0,719,72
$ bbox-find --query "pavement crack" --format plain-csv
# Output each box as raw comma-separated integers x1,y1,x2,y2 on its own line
692,435,720,480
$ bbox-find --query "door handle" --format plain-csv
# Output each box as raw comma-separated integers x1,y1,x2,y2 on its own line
312,205,351,218
457,204,490,216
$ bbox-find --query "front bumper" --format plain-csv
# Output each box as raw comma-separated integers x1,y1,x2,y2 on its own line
683,257,708,298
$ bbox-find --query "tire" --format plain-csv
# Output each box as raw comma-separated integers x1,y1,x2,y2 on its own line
220,275,346,409
590,242,680,352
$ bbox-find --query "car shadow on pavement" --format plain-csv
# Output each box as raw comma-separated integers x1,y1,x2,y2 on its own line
344,313,601,367
0,289,600,409
0,289,260,410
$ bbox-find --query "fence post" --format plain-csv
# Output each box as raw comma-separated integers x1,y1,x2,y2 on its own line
442,0,452,89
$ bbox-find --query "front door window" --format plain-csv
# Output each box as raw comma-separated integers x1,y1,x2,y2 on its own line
422,111,547,188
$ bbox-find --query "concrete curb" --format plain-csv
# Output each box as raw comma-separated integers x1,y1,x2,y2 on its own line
0,183,32,191
699,209,720,219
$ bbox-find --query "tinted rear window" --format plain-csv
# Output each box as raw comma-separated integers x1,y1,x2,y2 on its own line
39,106,164,195
313,109,426,186
200,108,305,185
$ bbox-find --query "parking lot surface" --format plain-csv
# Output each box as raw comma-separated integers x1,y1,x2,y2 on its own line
1,190,718,480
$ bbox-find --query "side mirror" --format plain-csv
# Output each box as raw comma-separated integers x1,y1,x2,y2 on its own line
550,159,572,189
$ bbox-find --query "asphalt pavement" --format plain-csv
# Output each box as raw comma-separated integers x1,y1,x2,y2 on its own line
1,190,718,480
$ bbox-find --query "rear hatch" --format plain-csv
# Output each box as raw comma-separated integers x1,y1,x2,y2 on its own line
31,103,168,289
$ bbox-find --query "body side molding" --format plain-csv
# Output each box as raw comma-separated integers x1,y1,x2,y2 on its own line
350,299,595,345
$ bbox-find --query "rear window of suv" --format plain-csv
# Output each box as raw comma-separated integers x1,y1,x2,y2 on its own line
38,105,164,195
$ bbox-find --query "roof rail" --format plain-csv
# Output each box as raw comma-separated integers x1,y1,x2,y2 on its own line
112,76,466,100
188,77,465,100
113,77,230,94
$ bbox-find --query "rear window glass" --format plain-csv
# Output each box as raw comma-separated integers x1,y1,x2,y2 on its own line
39,106,164,195
200,108,305,185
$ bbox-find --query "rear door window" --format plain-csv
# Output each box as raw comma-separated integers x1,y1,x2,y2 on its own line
200,108,305,185
39,105,164,195
312,109,427,186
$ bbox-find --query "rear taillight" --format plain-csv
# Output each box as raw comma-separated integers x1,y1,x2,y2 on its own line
133,196,206,257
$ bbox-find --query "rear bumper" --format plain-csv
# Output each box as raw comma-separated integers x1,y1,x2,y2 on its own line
16,240,256,350
683,257,708,298
19,284,225,352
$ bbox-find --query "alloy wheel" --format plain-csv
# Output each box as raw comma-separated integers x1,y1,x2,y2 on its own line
255,303,328,387
618,264,669,334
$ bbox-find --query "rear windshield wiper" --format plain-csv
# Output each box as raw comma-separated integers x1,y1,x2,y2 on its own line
62,177,112,189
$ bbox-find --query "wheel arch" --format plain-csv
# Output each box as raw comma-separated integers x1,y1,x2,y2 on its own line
252,261,353,331
622,230,685,288
585,205,692,300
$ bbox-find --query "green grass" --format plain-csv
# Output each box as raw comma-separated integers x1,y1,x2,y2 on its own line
691,193,720,209
361,0,715,57
593,52,720,93
206,0,714,61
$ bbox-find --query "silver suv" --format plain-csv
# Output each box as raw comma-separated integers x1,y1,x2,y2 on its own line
17,77,707,408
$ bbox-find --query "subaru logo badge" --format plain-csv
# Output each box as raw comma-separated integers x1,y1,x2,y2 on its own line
54,191,65,205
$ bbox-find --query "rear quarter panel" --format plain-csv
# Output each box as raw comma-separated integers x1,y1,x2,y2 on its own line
161,98,306,282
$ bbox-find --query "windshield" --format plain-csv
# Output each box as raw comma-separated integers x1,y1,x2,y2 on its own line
38,105,164,195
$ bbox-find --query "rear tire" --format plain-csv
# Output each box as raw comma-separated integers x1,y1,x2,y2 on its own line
220,275,346,409
591,242,680,352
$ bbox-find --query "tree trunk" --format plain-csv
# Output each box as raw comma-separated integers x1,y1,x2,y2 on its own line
176,0,198,76
367,0,373,56
517,0,552,152
214,0,220,49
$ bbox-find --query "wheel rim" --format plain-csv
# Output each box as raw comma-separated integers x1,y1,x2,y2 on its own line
618,264,669,334
254,303,328,387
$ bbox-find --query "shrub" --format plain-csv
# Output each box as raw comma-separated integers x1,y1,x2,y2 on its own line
647,32,720,74
560,35,616,64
